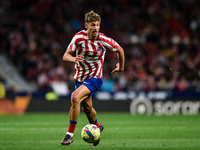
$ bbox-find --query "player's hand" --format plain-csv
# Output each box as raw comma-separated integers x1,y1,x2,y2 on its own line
111,63,123,74
75,55,84,63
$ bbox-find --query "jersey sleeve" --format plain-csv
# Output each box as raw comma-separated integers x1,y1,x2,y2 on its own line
67,35,77,51
109,38,119,52
100,34,119,52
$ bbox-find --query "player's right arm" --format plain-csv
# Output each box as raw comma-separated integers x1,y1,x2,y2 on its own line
63,48,84,63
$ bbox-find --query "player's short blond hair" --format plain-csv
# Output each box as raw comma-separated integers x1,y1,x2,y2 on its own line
85,10,101,23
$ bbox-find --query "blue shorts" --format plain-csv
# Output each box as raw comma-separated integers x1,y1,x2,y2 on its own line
74,78,103,96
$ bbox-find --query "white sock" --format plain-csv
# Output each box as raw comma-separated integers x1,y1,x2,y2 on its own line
66,132,74,137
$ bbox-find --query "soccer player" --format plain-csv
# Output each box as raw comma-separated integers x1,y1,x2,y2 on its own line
61,10,125,146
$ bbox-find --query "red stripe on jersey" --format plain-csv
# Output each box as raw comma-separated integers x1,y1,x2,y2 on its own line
74,62,80,81
92,62,99,78
97,66,103,78
90,40,98,60
69,44,74,50
78,45,83,55
96,42,104,78
78,62,86,82
74,38,83,48
76,30,87,36
83,40,89,55
90,40,97,53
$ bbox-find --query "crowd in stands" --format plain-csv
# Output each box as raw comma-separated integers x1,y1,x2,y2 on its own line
0,0,200,94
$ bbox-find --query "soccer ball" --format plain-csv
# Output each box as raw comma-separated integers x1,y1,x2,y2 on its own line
81,124,100,143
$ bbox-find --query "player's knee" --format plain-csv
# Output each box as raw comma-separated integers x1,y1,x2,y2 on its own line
71,92,80,105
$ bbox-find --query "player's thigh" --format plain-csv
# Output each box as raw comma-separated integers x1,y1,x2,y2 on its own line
72,85,91,103
81,96,92,109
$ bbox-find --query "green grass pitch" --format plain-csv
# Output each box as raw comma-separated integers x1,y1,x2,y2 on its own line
0,112,200,150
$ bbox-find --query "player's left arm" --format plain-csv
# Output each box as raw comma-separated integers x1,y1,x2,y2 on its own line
111,45,125,74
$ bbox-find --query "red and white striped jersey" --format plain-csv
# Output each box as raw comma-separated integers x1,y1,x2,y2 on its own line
68,30,119,82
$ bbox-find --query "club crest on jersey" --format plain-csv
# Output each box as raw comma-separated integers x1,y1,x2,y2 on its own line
97,47,102,53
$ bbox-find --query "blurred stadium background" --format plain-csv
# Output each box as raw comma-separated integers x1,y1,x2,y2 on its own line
0,0,200,115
